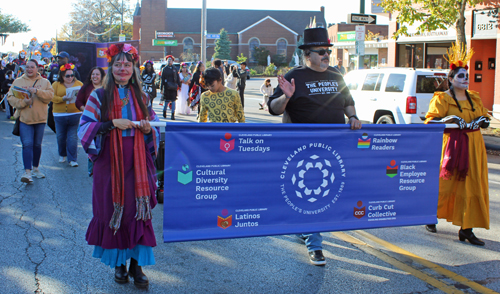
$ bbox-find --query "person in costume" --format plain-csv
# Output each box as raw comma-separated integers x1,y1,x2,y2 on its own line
198,67,245,123
188,61,206,112
140,60,157,102
424,44,490,246
160,55,179,120
78,43,159,288
41,42,54,60
52,63,83,167
27,37,41,59
175,62,192,115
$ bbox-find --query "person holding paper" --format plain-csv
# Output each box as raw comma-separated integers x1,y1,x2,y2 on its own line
7,59,53,183
78,43,159,288
424,44,490,246
52,63,83,167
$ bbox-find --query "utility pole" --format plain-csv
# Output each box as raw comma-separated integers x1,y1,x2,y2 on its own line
201,0,207,64
358,0,365,69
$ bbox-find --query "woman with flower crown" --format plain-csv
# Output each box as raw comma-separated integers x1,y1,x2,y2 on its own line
52,63,83,167
78,43,159,288
424,44,490,246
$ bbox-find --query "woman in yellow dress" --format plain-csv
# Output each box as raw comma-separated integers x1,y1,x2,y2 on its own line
424,44,490,246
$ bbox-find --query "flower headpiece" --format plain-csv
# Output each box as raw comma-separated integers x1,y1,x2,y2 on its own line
104,43,139,63
19,50,27,55
165,55,174,61
60,63,75,72
34,51,41,56
43,42,50,47
143,60,153,66
445,43,474,70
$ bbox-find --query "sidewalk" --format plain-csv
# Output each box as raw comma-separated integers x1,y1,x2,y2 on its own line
483,116,500,151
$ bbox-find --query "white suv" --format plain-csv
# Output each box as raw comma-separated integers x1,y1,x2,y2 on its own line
344,68,448,124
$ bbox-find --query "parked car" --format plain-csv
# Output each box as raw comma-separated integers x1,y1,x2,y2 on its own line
344,68,449,124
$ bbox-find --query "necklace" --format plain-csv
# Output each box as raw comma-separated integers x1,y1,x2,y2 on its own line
120,87,130,107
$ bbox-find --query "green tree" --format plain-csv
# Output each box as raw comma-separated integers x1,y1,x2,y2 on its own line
253,46,270,66
0,9,29,33
213,28,231,60
380,0,485,47
58,0,133,42
237,53,247,63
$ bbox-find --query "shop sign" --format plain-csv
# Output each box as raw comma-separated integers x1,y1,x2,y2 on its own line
338,31,356,42
397,21,456,42
473,9,498,39
156,31,174,38
153,39,178,46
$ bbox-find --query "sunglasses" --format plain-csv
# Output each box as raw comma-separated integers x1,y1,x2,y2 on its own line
65,74,75,78
309,49,332,56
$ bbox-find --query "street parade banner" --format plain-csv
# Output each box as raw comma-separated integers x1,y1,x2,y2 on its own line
163,123,445,242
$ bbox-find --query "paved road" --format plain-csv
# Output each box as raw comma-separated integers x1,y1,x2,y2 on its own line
1,79,499,293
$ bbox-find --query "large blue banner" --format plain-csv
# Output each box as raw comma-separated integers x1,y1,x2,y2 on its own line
163,123,445,242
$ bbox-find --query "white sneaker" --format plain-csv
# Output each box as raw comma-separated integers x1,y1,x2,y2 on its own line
59,156,67,163
32,169,45,178
69,161,79,167
21,172,33,183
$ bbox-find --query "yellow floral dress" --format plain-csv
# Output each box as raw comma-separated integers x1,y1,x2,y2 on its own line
425,91,489,229
198,87,245,123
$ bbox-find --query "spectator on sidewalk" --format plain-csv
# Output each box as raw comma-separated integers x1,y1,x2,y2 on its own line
7,59,54,183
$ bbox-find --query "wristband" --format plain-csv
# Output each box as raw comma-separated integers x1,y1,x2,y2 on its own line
349,115,358,120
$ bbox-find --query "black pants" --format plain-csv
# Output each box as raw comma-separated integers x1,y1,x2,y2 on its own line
238,86,245,108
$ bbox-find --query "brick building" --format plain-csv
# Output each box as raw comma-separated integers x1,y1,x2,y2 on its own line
132,0,326,65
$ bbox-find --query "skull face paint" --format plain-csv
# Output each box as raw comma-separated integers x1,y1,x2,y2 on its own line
450,68,469,90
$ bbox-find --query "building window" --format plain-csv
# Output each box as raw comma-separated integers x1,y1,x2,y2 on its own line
183,38,194,53
249,38,260,62
277,39,287,56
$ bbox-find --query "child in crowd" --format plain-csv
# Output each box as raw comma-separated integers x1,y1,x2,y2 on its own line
259,78,272,111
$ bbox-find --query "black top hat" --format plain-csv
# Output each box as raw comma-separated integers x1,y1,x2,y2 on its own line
299,28,333,49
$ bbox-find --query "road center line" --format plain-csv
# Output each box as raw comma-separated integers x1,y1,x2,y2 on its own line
332,231,498,294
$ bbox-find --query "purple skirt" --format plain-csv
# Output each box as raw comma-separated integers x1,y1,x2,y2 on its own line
86,136,158,250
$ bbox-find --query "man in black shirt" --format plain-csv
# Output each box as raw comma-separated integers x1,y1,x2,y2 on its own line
47,51,81,84
268,27,362,266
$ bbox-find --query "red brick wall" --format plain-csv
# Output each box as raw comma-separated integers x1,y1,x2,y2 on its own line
139,0,167,62
239,18,297,65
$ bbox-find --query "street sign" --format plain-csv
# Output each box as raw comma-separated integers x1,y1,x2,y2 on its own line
206,34,220,39
348,13,377,25
153,39,178,46
355,26,365,41
156,31,174,38
356,40,365,56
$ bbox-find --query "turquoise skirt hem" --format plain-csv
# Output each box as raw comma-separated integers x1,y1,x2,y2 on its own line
92,245,155,268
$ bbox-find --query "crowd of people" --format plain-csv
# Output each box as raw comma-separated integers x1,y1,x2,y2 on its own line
0,26,492,288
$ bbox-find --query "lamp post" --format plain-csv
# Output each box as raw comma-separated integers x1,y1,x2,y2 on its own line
201,0,207,64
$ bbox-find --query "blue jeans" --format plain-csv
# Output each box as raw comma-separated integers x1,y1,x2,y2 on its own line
163,101,176,114
297,233,323,252
19,122,46,170
54,115,80,162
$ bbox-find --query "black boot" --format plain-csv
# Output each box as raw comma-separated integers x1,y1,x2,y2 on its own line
425,224,437,233
459,228,485,246
129,258,149,288
171,113,175,120
163,110,166,118
114,264,128,284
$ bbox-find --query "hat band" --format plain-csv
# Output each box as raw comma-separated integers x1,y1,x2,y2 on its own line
302,42,331,46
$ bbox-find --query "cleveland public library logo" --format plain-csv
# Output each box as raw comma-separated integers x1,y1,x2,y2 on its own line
280,144,345,215
358,133,371,149
217,209,232,229
354,201,366,219
177,164,192,185
220,133,235,153
386,160,398,178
